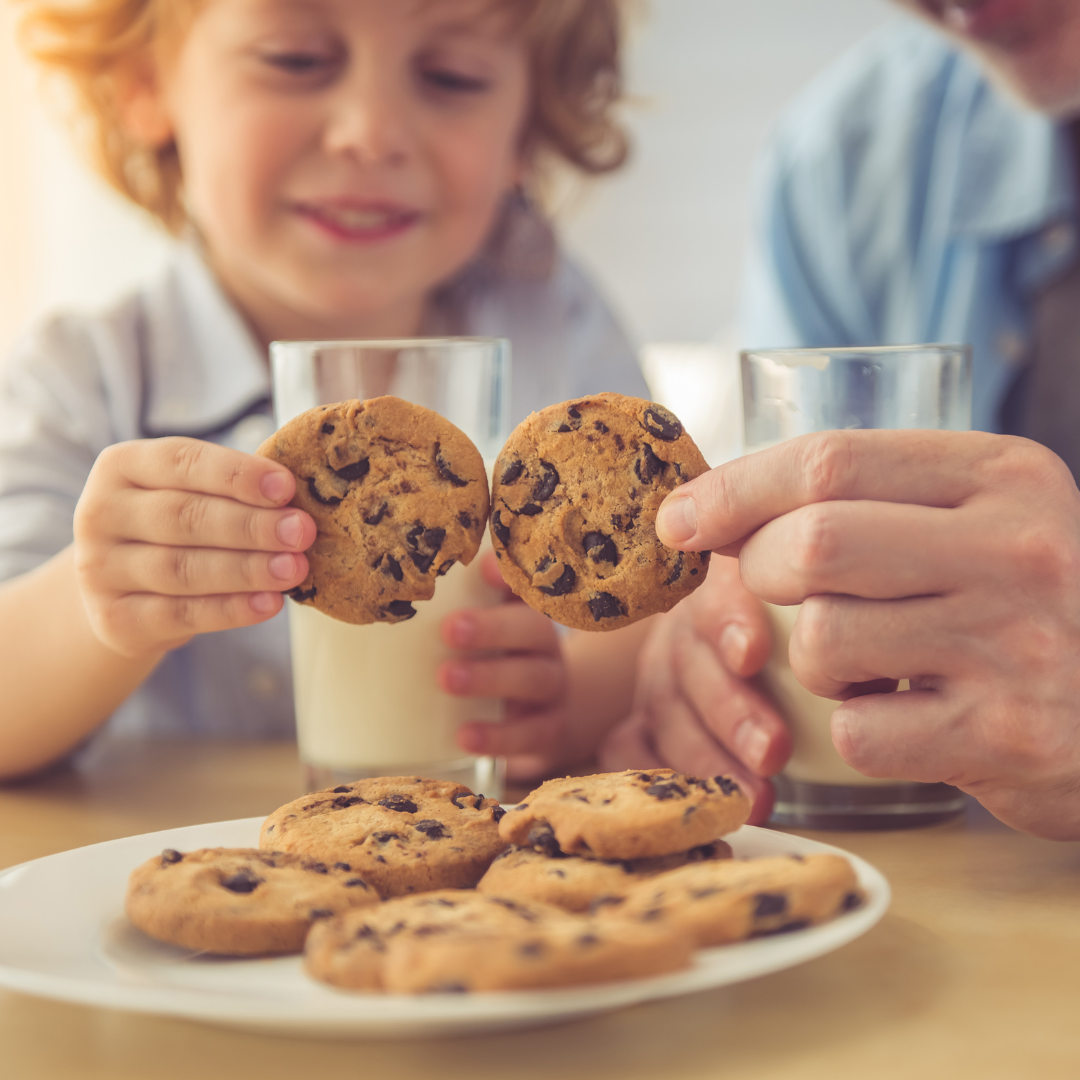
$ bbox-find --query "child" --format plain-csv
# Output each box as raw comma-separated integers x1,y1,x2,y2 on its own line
0,0,652,780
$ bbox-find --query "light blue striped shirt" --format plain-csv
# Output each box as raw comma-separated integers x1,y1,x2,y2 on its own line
742,20,1079,435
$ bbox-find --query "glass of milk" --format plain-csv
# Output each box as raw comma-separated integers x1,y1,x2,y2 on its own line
741,344,971,828
269,338,511,797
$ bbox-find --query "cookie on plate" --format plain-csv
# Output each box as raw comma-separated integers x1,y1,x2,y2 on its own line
304,889,694,993
499,769,751,861
125,847,378,956
476,840,732,912
257,396,488,624
489,394,710,631
260,777,507,898
600,854,863,946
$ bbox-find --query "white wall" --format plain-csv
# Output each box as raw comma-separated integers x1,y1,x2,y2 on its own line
0,0,895,362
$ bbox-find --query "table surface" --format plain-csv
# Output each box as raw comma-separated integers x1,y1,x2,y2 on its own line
1,740,1078,1080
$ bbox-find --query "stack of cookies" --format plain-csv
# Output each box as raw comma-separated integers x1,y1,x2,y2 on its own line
124,770,863,994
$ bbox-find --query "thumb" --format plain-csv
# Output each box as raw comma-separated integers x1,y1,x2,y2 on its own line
688,555,773,677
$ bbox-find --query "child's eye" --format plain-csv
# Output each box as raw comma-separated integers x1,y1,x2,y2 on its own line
421,68,490,94
260,51,339,77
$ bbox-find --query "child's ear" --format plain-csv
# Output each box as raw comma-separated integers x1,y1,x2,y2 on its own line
113,51,174,148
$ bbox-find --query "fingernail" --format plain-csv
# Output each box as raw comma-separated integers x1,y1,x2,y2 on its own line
720,623,751,671
249,591,279,614
447,613,477,649
656,494,697,545
734,719,771,773
268,553,297,581
276,513,304,548
260,470,292,504
444,662,470,694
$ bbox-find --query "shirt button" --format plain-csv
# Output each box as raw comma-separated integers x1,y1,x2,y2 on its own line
997,330,1027,365
1040,221,1074,257
247,665,282,701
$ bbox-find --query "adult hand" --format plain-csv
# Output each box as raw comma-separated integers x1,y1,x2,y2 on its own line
74,437,316,658
654,429,1080,840
599,555,791,825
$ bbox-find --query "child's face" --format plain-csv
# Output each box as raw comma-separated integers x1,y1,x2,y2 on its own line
153,0,530,340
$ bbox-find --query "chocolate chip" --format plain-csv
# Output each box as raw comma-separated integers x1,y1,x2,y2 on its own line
714,775,740,796
451,792,483,810
642,405,683,441
690,568,699,576
558,424,571,433
614,433,624,451
380,554,404,581
531,461,560,501
309,862,329,873
333,458,369,482
535,554,553,574
345,878,369,888
664,553,684,586
518,941,545,957
380,600,415,620
436,559,455,576
635,443,668,483
286,585,317,603
588,592,626,621
364,501,388,525
414,819,449,839
517,504,543,516
321,422,335,434
490,897,539,921
583,531,618,565
527,822,562,857
690,886,722,900
754,893,788,917
492,510,511,546
332,787,351,794
160,849,183,866
492,806,506,823
687,843,717,861
538,564,577,596
306,477,341,506
373,831,401,843
568,406,581,419
435,443,470,487
221,869,262,894
500,459,524,485
458,511,473,529
594,421,609,434
309,908,334,919
641,908,664,922
842,892,862,912
333,860,351,869
552,869,566,879
380,794,419,814
413,924,450,937
331,795,365,809
645,781,686,800
577,933,600,946
406,525,445,573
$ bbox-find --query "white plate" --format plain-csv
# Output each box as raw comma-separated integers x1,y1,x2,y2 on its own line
0,818,889,1038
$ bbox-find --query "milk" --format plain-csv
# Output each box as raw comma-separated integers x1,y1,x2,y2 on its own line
288,537,504,772
759,603,893,786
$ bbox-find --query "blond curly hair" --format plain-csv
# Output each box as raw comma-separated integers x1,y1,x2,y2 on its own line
18,0,629,233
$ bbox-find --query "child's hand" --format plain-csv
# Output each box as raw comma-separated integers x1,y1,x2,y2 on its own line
73,437,315,658
439,554,570,781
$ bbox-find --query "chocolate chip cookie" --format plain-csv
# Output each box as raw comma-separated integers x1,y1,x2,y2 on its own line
476,840,732,912
489,394,710,631
601,854,863,946
125,847,378,956
304,889,694,992
499,769,751,861
257,396,488,624
260,777,507,898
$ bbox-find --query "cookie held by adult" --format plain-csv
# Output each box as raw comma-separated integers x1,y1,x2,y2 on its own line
260,776,507,898
499,769,751,861
489,393,710,631
125,847,378,956
257,396,488,624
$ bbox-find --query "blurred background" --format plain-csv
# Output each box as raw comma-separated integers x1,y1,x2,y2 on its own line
0,0,894,461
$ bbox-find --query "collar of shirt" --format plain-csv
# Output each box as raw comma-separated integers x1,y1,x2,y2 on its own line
141,243,271,439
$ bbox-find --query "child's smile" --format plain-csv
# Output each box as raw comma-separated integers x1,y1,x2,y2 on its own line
140,0,530,344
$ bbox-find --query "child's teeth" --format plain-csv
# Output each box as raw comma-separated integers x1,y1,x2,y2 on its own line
330,209,392,229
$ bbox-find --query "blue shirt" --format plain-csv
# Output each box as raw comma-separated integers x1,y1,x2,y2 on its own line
742,19,1079,435
0,244,647,743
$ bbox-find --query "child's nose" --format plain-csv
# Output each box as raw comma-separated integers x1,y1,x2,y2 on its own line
323,66,414,166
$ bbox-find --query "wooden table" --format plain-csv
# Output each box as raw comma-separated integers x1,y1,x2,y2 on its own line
2,740,1078,1079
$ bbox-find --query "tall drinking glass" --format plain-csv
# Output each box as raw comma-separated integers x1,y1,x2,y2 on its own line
270,338,511,797
741,344,972,829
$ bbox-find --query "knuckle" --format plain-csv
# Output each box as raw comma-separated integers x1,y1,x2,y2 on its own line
169,437,208,482
171,547,199,592
174,596,202,632
240,551,262,589
799,432,856,504
244,509,265,548
176,493,210,538
790,503,840,583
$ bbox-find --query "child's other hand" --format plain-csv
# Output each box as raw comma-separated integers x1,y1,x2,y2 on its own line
74,437,315,658
439,553,568,782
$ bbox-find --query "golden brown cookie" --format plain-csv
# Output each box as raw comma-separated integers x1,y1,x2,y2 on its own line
489,394,710,631
476,840,732,912
257,397,488,624
125,847,378,956
499,769,751,861
600,854,863,946
304,889,694,992
260,777,506,898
